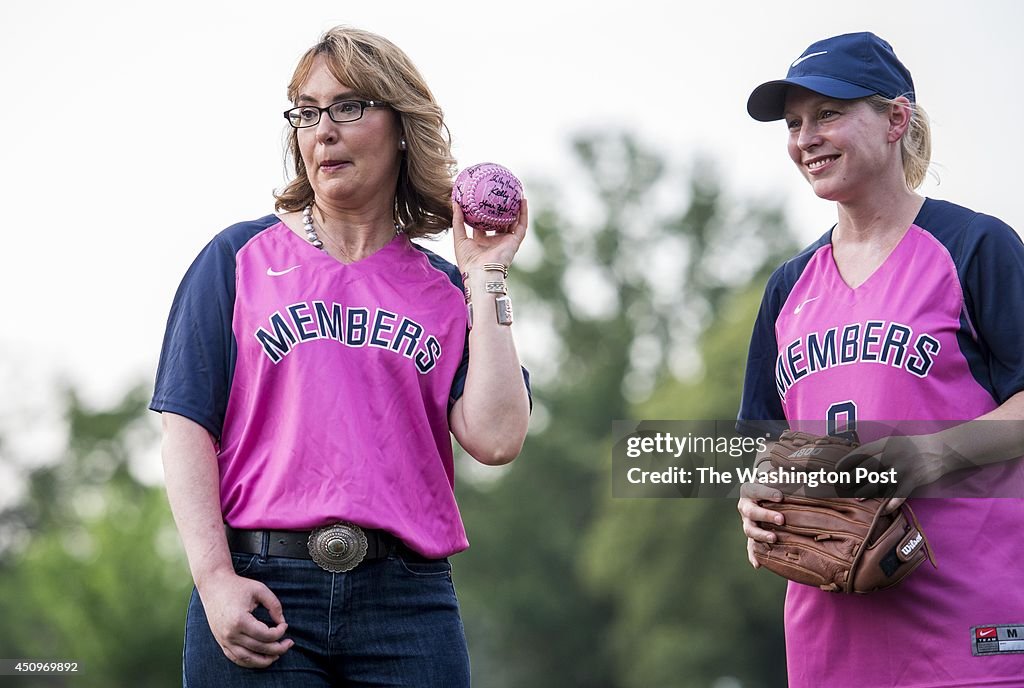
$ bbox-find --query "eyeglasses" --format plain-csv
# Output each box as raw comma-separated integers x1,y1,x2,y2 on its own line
283,100,389,129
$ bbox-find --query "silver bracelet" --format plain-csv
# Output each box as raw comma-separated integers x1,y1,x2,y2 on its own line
482,262,509,279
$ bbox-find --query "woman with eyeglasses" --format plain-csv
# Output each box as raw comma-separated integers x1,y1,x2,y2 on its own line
151,26,531,686
735,32,1024,687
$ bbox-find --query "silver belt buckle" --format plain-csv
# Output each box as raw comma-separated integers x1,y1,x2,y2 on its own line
308,522,368,572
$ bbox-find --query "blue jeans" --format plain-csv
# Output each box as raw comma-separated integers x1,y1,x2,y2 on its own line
183,550,470,687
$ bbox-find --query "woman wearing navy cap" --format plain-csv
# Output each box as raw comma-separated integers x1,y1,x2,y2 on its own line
736,32,1024,687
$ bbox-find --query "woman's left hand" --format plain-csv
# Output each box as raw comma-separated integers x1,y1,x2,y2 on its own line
451,198,529,272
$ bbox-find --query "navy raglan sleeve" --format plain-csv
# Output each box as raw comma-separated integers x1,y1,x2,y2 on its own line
737,271,789,439
959,214,1024,403
150,233,239,439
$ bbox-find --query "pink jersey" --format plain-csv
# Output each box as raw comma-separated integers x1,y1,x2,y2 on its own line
152,216,526,558
739,199,1024,687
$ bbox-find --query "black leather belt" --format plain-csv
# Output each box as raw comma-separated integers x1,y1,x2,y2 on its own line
225,522,423,573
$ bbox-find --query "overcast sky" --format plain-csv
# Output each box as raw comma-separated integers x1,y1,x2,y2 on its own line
2,1,1022,440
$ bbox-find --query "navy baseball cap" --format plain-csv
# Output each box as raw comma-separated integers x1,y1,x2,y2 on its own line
747,32,915,122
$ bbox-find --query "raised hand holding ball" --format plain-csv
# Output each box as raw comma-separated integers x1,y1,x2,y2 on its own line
452,163,523,233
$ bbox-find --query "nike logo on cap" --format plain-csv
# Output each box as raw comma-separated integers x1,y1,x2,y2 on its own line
792,51,828,68
267,265,301,277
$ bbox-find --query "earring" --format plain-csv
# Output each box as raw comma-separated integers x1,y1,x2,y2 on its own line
399,138,407,151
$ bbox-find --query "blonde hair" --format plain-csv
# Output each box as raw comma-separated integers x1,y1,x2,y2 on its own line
274,26,456,238
866,94,932,190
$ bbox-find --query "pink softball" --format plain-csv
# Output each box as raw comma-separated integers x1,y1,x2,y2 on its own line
452,163,523,233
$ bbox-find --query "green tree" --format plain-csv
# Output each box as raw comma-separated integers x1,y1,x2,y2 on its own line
582,284,788,688
0,386,190,688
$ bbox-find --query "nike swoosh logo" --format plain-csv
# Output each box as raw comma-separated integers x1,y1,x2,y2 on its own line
791,51,828,68
979,629,997,637
794,296,820,314
267,265,301,277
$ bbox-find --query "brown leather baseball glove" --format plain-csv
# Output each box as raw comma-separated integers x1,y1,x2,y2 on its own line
752,430,936,593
